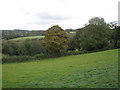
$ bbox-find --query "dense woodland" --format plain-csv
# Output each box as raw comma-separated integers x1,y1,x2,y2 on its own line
2,17,120,63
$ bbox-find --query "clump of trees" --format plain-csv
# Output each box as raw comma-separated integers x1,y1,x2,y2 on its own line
68,17,119,51
2,39,45,56
2,39,46,63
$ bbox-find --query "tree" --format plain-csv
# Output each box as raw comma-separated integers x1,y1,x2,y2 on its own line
109,22,120,48
89,17,106,25
81,25,110,50
112,26,120,47
74,17,110,51
44,25,69,56
24,39,46,56
67,28,82,51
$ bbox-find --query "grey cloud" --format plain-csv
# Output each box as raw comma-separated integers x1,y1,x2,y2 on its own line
35,12,70,21
28,12,70,24
20,8,70,25
28,19,57,25
36,12,68,20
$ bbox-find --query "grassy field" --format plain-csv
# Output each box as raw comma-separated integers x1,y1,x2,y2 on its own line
3,49,118,88
70,32,76,34
10,36,45,41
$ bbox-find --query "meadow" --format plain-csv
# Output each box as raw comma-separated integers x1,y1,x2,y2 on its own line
10,36,45,41
3,49,118,88
70,31,76,34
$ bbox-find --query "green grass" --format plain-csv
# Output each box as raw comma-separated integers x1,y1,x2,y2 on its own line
3,49,118,88
10,36,45,41
70,32,76,34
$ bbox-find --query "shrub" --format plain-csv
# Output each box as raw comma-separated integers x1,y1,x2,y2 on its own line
117,40,120,48
34,54,46,60
61,50,87,56
2,54,35,63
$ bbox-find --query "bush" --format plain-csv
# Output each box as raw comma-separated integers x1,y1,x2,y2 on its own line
2,54,35,63
61,50,87,56
34,54,46,60
117,40,120,48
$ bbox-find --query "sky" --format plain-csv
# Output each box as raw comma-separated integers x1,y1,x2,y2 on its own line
0,0,119,30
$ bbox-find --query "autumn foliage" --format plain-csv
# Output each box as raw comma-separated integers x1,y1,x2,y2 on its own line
44,25,69,56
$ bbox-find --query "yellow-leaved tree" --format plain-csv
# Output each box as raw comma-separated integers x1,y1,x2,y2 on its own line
44,25,69,57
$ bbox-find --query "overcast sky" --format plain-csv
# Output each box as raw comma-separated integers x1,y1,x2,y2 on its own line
0,0,119,30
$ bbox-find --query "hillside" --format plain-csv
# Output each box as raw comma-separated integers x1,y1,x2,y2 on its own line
10,36,45,41
3,49,118,88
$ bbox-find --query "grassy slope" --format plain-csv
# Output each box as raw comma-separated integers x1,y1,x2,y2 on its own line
70,32,76,34
3,49,118,88
10,36,45,41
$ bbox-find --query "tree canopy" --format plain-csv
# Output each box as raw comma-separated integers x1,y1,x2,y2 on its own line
89,17,106,25
74,17,110,51
44,25,69,56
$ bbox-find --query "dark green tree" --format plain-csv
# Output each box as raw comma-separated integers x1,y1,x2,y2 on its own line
109,22,120,48
112,26,120,47
74,17,110,51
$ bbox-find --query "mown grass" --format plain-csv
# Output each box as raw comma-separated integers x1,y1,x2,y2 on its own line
3,49,118,88
10,36,45,41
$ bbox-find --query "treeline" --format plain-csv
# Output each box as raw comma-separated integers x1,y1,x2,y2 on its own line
2,39,45,56
2,17,120,63
2,29,75,40
2,29,45,40
2,39,46,63
68,25,120,51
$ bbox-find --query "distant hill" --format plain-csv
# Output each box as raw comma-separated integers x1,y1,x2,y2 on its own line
2,30,45,40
